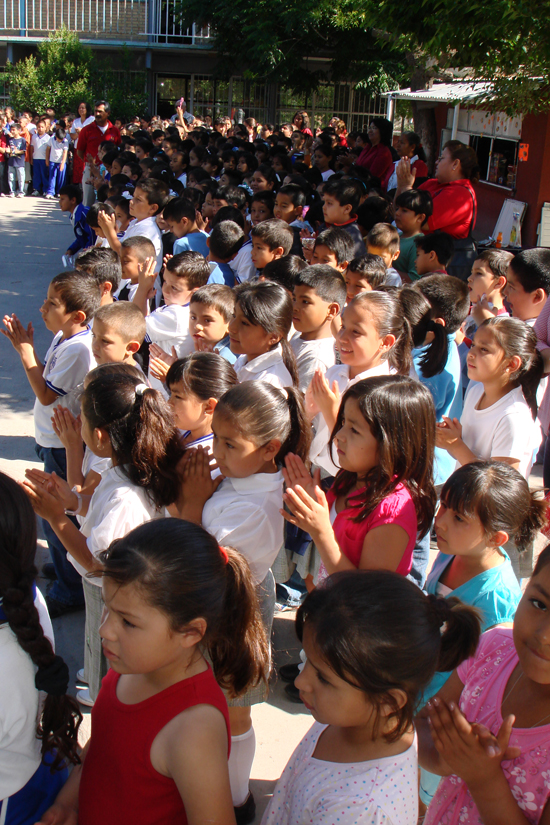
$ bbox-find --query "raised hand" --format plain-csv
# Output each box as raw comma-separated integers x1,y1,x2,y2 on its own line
51,406,82,450
281,481,331,540
283,453,320,499
2,313,34,353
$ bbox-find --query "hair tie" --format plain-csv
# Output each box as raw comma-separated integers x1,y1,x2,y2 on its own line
427,594,449,629
35,655,69,696
218,545,229,565
135,383,148,397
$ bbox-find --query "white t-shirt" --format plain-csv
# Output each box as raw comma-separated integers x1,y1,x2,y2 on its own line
48,136,69,163
145,303,194,392
81,448,111,478
74,464,163,585
460,383,541,478
0,590,53,798
234,344,293,390
30,133,50,160
229,239,256,284
34,329,95,449
321,169,335,182
202,471,284,584
261,722,418,825
290,334,337,394
123,217,163,272
72,115,95,149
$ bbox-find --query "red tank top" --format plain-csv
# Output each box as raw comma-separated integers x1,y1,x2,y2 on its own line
78,666,230,825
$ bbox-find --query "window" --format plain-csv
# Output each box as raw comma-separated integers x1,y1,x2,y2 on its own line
469,135,518,188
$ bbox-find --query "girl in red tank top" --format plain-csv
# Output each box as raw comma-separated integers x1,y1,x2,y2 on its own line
36,519,270,825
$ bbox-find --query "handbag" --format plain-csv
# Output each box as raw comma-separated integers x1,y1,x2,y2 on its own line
447,184,478,281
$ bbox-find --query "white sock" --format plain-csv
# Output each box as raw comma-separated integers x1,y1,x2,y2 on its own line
228,726,256,807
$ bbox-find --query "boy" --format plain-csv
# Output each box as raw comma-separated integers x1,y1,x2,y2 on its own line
85,201,115,249
119,236,157,301
311,227,355,273
58,184,96,257
468,249,512,325
212,185,248,220
250,191,275,226
261,255,308,294
291,264,346,392
2,272,100,616
92,301,146,367
6,121,27,198
190,284,236,363
207,221,245,286
414,232,454,278
45,127,69,198
503,248,550,324
30,119,50,196
250,218,294,272
366,223,402,286
344,254,387,303
393,189,433,282
272,183,309,256
75,246,122,305
321,178,366,257
163,197,209,258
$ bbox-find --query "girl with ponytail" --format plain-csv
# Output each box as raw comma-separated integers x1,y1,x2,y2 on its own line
37,519,269,825
24,368,184,707
262,570,480,825
174,380,311,818
0,472,81,825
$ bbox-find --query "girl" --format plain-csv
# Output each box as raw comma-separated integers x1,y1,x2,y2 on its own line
175,381,311,818
250,164,278,195
38,519,270,825
436,316,543,479
237,152,258,177
312,144,334,182
283,375,436,579
229,281,299,389
24,370,184,706
420,542,550,825
419,460,547,807
0,472,81,825
262,570,480,825
308,289,412,475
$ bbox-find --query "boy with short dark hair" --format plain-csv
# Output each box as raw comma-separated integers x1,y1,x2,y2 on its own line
344,254,388,303
92,301,146,366
468,249,512,326
415,232,454,277
163,197,209,258
2,271,101,616
75,246,122,305
212,184,248,217
504,248,550,324
207,221,245,286
189,284,236,363
118,236,157,301
261,255,308,293
367,223,402,286
250,218,294,272
321,178,366,257
250,191,275,226
58,183,96,257
311,227,355,273
394,189,433,282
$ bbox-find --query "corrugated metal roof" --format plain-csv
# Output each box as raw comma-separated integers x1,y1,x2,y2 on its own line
382,82,494,103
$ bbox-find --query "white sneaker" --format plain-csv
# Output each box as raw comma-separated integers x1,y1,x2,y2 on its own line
8,193,15,198
76,668,88,684
16,192,25,198
45,194,55,199
77,687,94,707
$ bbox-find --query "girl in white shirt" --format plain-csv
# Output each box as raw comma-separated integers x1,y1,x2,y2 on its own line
175,380,311,818
24,370,184,706
229,281,299,389
0,472,81,825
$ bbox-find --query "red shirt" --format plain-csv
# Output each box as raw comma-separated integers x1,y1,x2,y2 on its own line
78,120,121,164
355,142,393,181
419,178,477,239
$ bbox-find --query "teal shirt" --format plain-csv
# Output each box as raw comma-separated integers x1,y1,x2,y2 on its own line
395,232,423,281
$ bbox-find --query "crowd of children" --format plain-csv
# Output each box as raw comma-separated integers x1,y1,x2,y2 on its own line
3,99,550,825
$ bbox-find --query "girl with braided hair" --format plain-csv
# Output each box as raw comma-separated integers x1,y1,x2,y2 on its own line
0,471,81,825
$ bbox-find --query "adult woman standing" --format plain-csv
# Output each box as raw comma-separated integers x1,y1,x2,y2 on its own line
355,117,394,181
384,131,428,191
71,102,94,185
292,111,313,137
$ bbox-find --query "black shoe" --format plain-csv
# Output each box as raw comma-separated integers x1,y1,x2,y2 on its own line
41,563,57,579
234,792,256,825
284,682,304,704
279,662,300,683
45,595,85,619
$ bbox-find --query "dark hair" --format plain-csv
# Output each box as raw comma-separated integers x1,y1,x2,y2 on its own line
94,99,111,114
166,351,237,400
102,149,121,169
475,249,514,280
202,149,223,176
350,290,413,374
477,316,544,419
135,177,170,214
190,283,235,323
75,246,122,294
296,571,481,741
85,200,115,229
294,264,346,309
50,271,100,322
54,127,66,141
414,273,470,334
135,138,155,157
347,254,387,288
77,101,92,118
237,151,259,174
58,183,82,204
508,249,550,295
314,228,355,266
121,235,156,263
209,220,245,260
187,167,212,186
370,117,393,147
161,196,196,224
400,131,427,163
262,255,308,292
215,382,311,464
215,184,248,211
532,543,550,577
109,194,131,219
441,461,547,552
234,281,299,386
165,251,210,288
250,218,294,255
0,473,81,769
98,520,269,697
94,301,146,345
251,190,275,213
292,111,310,130
415,232,455,268
444,140,480,183
211,206,245,230
398,286,448,378
277,183,306,209
80,372,184,507
395,188,433,219
181,186,205,209
323,178,362,213
254,164,279,191
189,144,207,163
367,222,399,256
220,169,244,187
356,196,394,234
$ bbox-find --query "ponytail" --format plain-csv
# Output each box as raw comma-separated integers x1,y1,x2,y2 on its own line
426,594,481,673
400,286,449,378
518,348,544,420
280,337,299,388
354,290,412,375
514,492,547,551
276,386,312,464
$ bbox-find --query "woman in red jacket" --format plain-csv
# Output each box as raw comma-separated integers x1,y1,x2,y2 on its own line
355,117,394,182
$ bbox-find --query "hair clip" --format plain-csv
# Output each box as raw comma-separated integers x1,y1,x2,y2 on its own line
218,545,229,564
135,383,148,396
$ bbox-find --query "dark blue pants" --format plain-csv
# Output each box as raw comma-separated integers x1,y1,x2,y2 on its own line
46,162,66,196
33,158,48,194
1,752,68,825
408,529,431,590
35,443,84,606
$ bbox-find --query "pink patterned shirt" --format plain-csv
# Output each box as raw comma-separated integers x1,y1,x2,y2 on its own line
425,628,550,825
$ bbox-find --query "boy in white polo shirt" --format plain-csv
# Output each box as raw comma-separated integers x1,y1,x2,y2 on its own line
45,127,69,198
30,118,50,196
2,271,100,617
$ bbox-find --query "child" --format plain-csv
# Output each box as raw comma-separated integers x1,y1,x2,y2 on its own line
310,227,355,272
0,472,81,823
250,190,275,226
58,184,96,257
23,371,184,706
322,178,367,257
344,253,387,302
419,542,550,824
291,264,345,392
419,460,547,807
312,143,334,181
92,302,146,367
30,119,50,196
229,280,299,388
75,246,122,305
468,248,512,326
262,570,480,825
415,231,454,277
163,196,209,258
207,220,245,285
394,189,433,282
45,127,69,198
261,255,308,293
38,518,270,825
169,150,188,186
118,236,157,301
367,223,402,287
504,247,550,324
437,316,543,479
2,272,100,618
190,283,236,362
85,201,115,248
6,121,27,197
250,218,294,273
273,184,310,255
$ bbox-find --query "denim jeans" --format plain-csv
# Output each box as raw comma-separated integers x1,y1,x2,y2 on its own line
408,529,431,590
35,443,84,606
8,165,25,194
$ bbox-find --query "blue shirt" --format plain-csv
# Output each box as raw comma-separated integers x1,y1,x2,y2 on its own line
207,262,236,287
173,231,209,258
214,335,237,364
68,203,96,255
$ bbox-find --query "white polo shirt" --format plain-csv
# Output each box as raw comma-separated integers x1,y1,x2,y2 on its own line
145,303,194,392
234,344,293,390
290,334,337,394
30,132,50,160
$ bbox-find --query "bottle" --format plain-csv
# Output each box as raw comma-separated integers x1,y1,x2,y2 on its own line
509,212,520,247
495,232,503,249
